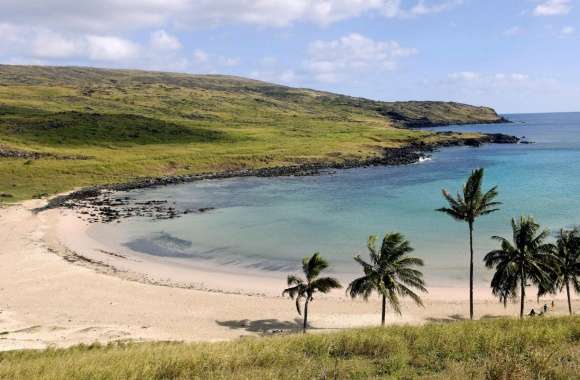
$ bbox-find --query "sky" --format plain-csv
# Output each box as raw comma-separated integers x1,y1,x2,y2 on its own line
1,0,579,113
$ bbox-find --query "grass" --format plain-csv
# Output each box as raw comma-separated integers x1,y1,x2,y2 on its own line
0,316,578,379
0,65,501,201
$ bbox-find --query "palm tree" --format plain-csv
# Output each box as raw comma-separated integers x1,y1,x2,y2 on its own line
554,228,580,315
282,252,341,333
347,233,427,326
437,168,500,320
484,216,556,318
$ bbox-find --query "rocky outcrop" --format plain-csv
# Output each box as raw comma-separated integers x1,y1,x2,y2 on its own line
0,146,91,160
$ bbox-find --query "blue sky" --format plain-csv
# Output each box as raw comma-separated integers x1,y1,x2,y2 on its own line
1,0,579,113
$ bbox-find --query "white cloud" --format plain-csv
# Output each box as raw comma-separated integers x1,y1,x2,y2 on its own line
0,0,463,33
504,26,524,36
31,31,79,59
533,0,572,16
85,35,140,61
0,24,139,62
150,30,181,50
218,57,241,67
192,49,210,64
409,0,463,16
444,72,556,94
448,71,480,81
190,49,241,72
305,33,416,83
561,26,576,35
0,0,189,32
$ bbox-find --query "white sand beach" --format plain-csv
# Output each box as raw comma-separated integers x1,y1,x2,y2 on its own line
1,200,577,351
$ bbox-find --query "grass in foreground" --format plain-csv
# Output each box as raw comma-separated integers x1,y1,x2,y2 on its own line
0,316,578,379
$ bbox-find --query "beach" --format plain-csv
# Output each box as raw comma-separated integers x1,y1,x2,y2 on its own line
1,199,577,351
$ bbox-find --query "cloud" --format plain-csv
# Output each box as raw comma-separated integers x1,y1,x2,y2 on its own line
408,0,463,16
304,33,417,83
533,0,572,16
504,26,524,36
190,49,241,73
448,71,480,81
443,71,558,94
31,31,79,59
0,0,189,33
192,49,210,64
85,35,140,61
560,26,576,35
150,30,181,50
0,0,464,33
0,24,139,62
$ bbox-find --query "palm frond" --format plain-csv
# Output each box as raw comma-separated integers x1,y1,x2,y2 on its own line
347,276,375,300
310,277,342,293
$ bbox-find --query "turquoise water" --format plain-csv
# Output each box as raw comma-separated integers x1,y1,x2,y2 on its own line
89,112,580,286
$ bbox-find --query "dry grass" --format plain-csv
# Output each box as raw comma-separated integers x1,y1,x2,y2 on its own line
0,316,578,379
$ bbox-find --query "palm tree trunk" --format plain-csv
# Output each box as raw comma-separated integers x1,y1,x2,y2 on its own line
381,294,386,326
566,279,572,315
468,221,474,320
303,299,309,333
520,267,525,319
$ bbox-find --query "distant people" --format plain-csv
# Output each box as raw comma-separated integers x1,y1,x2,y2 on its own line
529,308,536,317
551,301,555,311
543,304,548,314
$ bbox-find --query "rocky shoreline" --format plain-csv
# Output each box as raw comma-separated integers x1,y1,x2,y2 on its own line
39,132,519,223
403,117,511,129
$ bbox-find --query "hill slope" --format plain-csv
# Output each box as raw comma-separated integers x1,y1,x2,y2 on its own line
0,65,505,200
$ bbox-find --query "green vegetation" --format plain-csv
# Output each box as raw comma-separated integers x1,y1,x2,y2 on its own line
437,168,501,320
554,228,580,315
0,65,502,201
347,233,426,325
485,216,558,318
0,317,578,379
283,253,342,333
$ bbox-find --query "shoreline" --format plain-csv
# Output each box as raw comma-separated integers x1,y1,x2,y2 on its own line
2,198,578,351
39,132,519,212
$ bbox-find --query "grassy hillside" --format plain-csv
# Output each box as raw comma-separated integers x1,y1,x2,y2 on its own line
0,317,577,379
0,65,504,201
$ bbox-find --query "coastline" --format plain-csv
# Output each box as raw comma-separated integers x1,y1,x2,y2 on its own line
2,198,577,351
40,131,518,211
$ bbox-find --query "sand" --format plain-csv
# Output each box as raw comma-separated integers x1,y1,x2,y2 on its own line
0,200,577,351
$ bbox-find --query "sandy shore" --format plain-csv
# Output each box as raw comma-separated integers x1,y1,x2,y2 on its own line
0,200,577,351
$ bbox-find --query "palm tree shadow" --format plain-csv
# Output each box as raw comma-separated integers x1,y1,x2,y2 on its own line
425,314,467,323
215,318,304,334
480,314,505,320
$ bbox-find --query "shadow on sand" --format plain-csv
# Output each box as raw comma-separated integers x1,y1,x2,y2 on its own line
216,318,303,334
426,313,505,323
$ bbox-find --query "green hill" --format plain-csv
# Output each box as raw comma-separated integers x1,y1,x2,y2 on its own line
0,65,505,200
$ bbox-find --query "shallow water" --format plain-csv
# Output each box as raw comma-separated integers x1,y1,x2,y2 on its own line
88,112,580,287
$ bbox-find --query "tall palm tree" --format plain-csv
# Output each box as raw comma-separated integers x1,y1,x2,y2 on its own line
484,216,556,318
554,228,580,315
282,252,341,333
437,168,500,320
347,233,427,326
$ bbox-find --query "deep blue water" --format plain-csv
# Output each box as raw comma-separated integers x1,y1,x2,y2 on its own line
88,112,580,286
